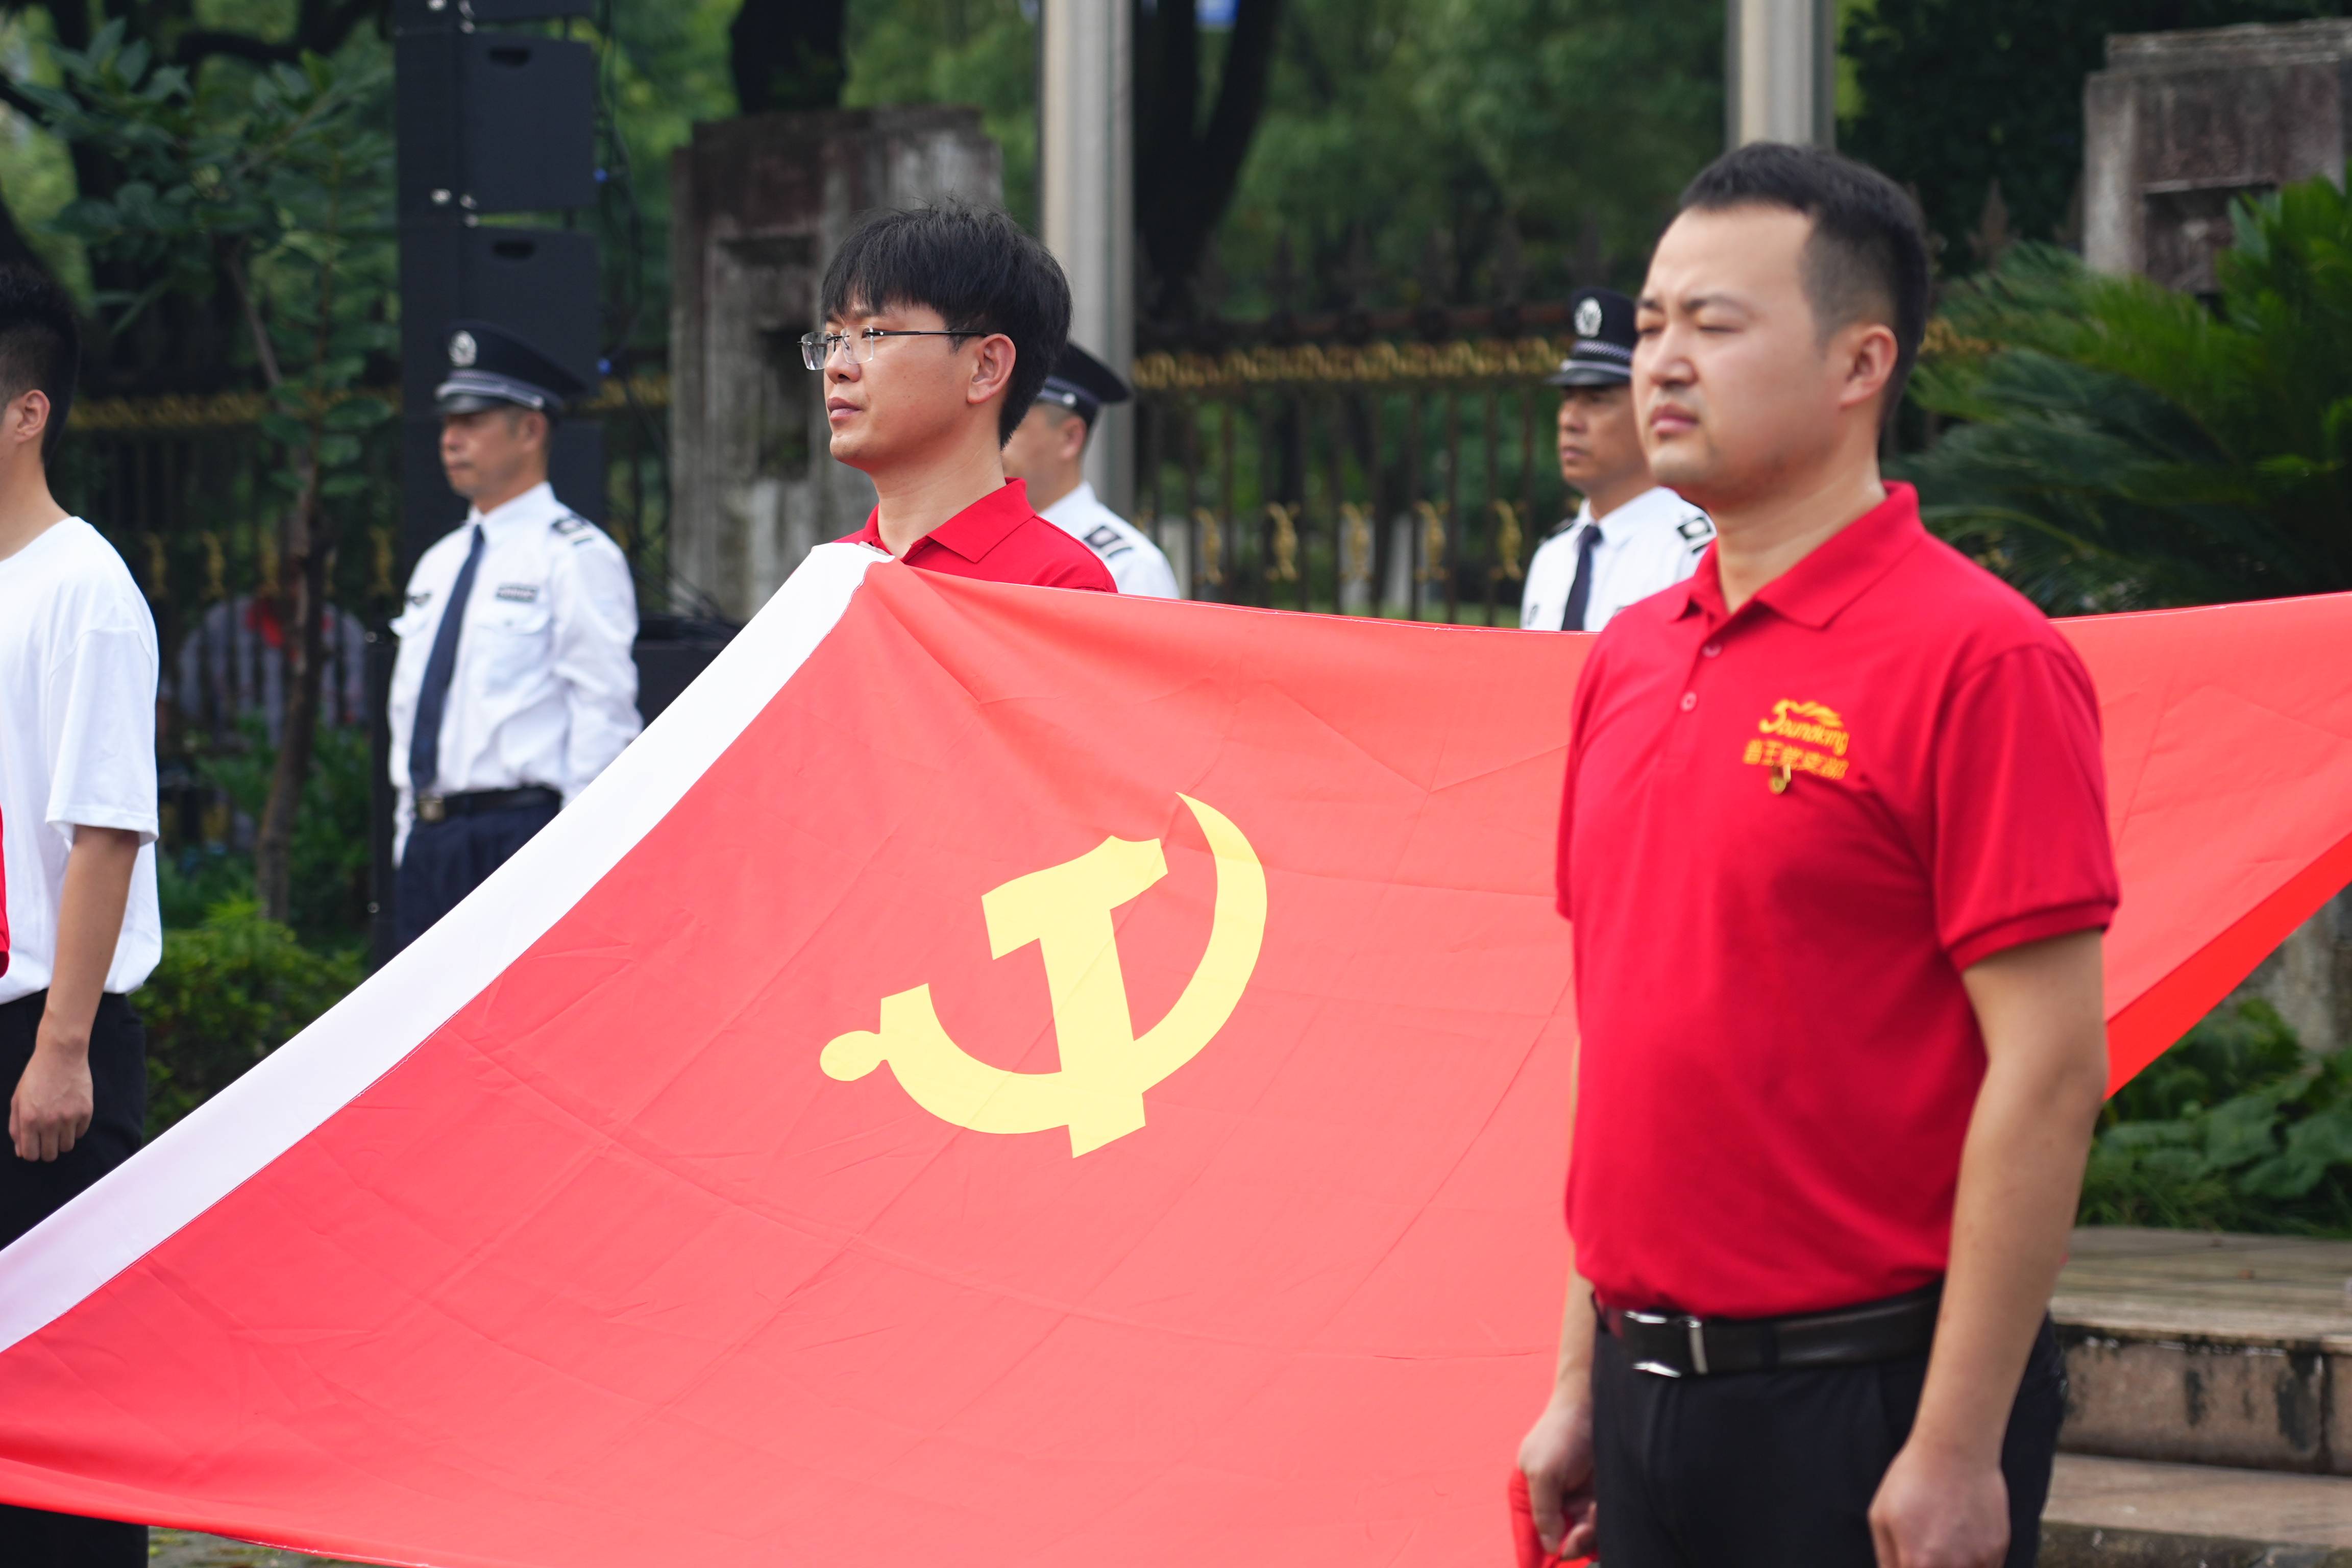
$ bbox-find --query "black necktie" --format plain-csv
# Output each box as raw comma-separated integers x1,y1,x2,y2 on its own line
1560,523,1603,631
409,523,484,796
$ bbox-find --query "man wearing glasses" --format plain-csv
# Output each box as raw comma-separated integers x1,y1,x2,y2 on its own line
807,203,1115,594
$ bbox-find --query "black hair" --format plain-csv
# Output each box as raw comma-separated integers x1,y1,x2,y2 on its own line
0,266,80,463
819,201,1072,444
1679,143,1930,425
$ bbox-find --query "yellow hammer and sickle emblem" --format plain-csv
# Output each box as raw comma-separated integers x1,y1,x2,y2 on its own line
820,795,1267,1157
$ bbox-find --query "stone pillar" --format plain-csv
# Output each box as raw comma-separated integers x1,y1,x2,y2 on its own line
1039,0,1136,514
2084,20,2352,292
1726,0,1835,149
668,107,1002,622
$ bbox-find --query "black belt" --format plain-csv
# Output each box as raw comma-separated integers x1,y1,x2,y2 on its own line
1599,1282,1941,1378
414,786,560,824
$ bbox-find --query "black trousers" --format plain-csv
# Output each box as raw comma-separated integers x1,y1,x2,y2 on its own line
0,991,149,1568
394,798,560,952
1592,1314,2065,1568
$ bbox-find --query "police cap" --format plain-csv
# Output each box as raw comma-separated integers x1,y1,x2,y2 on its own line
1034,341,1132,426
435,321,589,416
1547,288,1637,389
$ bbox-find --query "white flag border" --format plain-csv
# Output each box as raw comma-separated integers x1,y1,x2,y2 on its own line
0,544,888,1354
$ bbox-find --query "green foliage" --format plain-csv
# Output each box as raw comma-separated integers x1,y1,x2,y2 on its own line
844,0,1038,226
2082,1001,2352,1237
838,0,1721,309
2106,998,2305,1125
1843,0,2352,274
159,715,374,950
1899,173,2352,611
138,898,361,1136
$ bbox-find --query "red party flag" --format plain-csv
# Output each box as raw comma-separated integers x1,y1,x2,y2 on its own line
0,547,2341,1567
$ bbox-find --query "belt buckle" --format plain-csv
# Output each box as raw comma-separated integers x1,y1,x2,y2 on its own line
417,795,447,824
1625,1309,1709,1378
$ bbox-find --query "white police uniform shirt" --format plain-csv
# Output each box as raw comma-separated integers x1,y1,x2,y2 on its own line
1039,481,1180,599
1519,486,1714,632
386,482,641,860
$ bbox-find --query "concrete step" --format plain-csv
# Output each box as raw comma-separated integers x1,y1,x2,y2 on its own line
2042,1454,2352,1565
2055,1228,2352,1474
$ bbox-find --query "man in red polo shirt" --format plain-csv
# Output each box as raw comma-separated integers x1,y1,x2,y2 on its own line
1517,144,2116,1568
812,202,1114,593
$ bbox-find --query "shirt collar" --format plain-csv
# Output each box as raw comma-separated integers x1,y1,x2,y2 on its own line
855,479,1038,563
1588,485,1689,545
1670,482,1926,630
469,481,560,538
1037,479,1095,527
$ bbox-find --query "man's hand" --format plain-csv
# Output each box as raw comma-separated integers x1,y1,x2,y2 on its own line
1517,1394,1599,1559
1869,1440,2008,1568
13,823,141,1163
11,1033,93,1162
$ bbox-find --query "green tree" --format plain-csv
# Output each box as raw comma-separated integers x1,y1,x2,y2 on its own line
28,24,395,921
1842,0,2352,274
1901,172,2352,612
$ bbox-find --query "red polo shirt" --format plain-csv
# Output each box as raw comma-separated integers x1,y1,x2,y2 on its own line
840,479,1115,593
1557,483,2116,1320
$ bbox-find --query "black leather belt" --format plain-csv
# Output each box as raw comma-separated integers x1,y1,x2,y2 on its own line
414,786,560,824
1599,1282,1941,1378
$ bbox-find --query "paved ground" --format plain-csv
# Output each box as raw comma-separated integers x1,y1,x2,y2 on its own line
150,1528,363,1566
2053,1226,2352,1348
2047,1453,2352,1548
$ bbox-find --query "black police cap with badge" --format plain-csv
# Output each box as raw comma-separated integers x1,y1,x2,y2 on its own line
1033,342,1133,427
1546,287,1637,389
435,320,589,416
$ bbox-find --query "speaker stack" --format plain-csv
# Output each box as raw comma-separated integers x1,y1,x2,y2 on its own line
392,0,603,561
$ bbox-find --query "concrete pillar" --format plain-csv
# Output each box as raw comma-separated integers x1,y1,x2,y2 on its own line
1726,0,1836,149
668,107,1001,622
1039,0,1135,514
2084,20,2352,291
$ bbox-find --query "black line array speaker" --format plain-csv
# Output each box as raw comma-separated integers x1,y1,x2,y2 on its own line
393,0,603,561
397,226,599,406
394,30,597,218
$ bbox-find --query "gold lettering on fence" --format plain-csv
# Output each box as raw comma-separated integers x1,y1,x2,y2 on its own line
1194,508,1224,586
1267,503,1300,582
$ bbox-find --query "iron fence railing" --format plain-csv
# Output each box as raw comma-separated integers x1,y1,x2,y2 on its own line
1135,336,1577,624
58,380,671,860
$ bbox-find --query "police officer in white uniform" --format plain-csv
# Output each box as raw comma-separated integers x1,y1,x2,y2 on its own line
387,321,641,950
1001,343,1180,598
1520,287,1713,632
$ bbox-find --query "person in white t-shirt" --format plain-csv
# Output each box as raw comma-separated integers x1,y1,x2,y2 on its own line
0,267,157,1568
1000,342,1181,598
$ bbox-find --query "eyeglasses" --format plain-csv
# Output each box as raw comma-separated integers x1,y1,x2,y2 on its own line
799,327,982,370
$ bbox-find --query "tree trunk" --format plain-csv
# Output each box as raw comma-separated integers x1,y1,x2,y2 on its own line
730,0,847,114
253,460,329,924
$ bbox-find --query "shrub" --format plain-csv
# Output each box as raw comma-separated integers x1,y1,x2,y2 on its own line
138,899,361,1137
2080,1001,2352,1237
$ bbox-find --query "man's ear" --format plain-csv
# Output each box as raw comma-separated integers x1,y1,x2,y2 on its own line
9,389,50,451
1060,412,1091,462
968,334,1018,409
1834,321,1899,416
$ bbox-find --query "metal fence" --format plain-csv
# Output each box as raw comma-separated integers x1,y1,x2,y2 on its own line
1136,335,1575,625
60,382,671,863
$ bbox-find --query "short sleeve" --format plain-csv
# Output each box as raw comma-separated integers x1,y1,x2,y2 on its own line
47,621,160,845
1933,642,2117,970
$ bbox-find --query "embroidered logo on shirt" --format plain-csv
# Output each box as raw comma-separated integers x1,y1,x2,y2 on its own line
1743,699,1851,782
494,583,540,603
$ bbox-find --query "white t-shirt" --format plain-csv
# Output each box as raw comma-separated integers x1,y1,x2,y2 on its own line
0,518,162,1004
